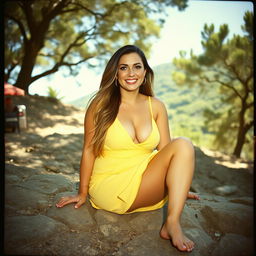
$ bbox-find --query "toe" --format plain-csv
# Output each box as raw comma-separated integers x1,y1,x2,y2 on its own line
175,241,187,252
180,244,188,252
186,240,194,251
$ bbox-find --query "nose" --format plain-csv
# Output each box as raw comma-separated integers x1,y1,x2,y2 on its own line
128,68,135,76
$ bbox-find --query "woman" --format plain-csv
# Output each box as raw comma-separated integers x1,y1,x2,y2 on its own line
56,45,199,252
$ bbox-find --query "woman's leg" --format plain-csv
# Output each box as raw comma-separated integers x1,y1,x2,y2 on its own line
127,137,195,252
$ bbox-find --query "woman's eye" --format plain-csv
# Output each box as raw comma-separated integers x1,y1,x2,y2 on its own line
120,66,127,70
135,65,142,69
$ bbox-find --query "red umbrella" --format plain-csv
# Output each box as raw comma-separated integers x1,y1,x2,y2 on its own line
4,82,25,96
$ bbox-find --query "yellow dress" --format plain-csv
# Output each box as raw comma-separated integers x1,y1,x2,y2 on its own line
89,96,168,214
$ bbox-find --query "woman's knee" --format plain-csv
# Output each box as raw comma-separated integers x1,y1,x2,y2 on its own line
169,137,194,156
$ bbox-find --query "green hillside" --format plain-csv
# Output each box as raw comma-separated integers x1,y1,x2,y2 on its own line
153,63,217,148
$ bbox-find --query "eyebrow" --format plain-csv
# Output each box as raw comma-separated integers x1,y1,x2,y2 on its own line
119,62,142,66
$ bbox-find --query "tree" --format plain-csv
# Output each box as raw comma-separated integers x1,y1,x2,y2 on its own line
172,11,253,158
4,0,188,93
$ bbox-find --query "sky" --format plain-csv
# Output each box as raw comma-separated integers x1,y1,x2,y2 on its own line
28,0,253,103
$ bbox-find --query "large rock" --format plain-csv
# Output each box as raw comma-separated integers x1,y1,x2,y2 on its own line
5,184,50,215
20,231,99,256
117,230,177,256
129,209,163,233
200,201,253,236
5,163,43,179
4,215,68,254
184,228,214,255
19,173,73,194
211,233,254,256
46,192,95,230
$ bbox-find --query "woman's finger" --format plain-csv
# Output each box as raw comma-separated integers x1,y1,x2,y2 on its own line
187,192,200,200
74,198,86,209
56,196,78,208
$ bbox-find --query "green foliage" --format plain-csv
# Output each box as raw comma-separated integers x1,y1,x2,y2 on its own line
4,0,188,92
154,63,216,150
47,86,64,101
172,11,253,159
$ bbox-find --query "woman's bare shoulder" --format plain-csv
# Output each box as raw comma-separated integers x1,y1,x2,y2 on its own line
151,96,167,113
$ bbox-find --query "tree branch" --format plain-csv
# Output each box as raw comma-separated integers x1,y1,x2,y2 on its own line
62,58,92,67
223,58,245,85
5,14,28,42
61,4,102,17
211,66,236,81
244,69,253,92
30,26,96,83
30,56,92,83
19,1,36,35
46,0,72,20
246,101,254,109
244,120,253,133
200,75,243,100
71,1,130,19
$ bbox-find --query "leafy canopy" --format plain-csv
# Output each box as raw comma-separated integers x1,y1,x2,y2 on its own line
4,0,188,91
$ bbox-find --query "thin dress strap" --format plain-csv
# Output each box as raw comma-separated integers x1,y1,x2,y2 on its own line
148,96,154,118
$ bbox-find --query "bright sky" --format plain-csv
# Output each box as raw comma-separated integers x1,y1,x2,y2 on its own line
29,0,253,103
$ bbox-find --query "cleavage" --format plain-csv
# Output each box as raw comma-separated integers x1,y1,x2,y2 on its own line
117,116,152,144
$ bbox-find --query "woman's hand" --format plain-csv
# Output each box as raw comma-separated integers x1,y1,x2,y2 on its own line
55,193,87,209
187,191,200,200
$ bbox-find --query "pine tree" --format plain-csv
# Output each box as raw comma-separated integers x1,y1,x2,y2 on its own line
173,11,253,158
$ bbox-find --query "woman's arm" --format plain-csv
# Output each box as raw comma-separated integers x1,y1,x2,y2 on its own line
56,103,96,208
152,97,172,151
78,103,96,196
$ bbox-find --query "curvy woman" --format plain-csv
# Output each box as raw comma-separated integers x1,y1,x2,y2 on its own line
56,45,199,252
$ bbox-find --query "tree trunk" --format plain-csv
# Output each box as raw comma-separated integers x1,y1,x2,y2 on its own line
13,4,53,93
233,126,246,158
14,42,38,94
233,102,248,158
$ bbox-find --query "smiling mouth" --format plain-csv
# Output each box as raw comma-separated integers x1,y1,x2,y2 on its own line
125,79,137,84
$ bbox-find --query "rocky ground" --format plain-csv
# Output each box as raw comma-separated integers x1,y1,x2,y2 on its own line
4,95,254,256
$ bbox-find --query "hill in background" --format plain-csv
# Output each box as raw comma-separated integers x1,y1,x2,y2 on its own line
153,63,217,148
67,92,96,109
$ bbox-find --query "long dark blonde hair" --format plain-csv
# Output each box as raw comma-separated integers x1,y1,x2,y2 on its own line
90,45,154,156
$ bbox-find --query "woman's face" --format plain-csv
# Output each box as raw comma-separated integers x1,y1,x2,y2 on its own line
117,52,146,91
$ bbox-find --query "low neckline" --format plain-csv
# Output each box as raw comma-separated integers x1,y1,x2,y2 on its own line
115,118,154,145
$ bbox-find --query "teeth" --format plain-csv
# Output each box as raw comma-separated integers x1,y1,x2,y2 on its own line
126,79,137,83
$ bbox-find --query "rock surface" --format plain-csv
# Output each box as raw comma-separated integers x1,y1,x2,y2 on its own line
4,96,254,255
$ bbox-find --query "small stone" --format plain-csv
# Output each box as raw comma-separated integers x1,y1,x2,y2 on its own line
214,185,238,196
214,232,221,237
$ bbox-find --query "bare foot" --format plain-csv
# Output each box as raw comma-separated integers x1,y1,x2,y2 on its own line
160,220,194,252
187,191,200,200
